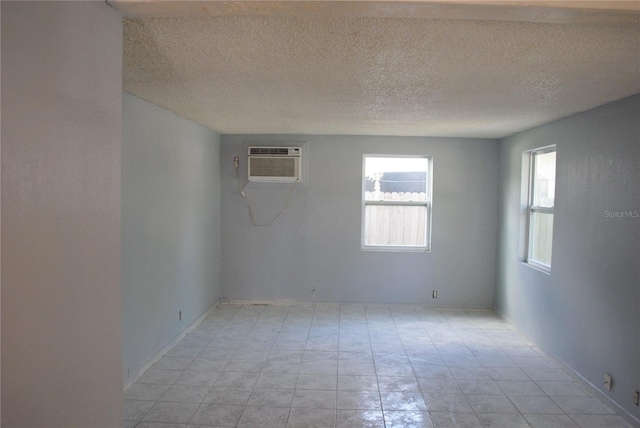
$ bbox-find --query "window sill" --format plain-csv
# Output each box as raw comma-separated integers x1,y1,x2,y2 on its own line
523,260,551,275
362,246,431,253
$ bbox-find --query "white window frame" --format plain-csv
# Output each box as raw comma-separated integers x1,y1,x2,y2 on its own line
525,146,556,273
361,154,432,252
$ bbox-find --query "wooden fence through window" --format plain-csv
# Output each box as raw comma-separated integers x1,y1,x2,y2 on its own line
364,191,427,246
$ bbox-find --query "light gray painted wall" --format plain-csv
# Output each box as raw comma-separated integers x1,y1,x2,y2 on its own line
221,135,498,307
1,4,3,421
494,94,640,420
1,2,123,426
122,92,222,384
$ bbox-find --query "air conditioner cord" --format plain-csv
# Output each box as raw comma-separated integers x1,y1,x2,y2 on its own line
235,162,298,227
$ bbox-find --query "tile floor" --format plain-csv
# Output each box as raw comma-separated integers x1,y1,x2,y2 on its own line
124,304,635,428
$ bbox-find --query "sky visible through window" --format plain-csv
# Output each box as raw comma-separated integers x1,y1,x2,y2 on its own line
365,157,428,179
534,151,556,207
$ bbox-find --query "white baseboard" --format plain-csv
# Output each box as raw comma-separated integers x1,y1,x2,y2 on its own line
219,298,492,311
495,310,640,427
123,299,220,390
545,353,640,427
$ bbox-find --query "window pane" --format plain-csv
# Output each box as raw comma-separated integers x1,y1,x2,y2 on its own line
533,151,555,207
364,157,428,202
364,205,427,246
529,211,553,266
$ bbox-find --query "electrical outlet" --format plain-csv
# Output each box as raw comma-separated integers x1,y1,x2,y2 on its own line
604,374,613,391
312,289,316,299
432,290,438,298
633,390,639,406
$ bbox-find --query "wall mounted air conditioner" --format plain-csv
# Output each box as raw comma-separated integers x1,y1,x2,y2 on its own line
248,146,302,182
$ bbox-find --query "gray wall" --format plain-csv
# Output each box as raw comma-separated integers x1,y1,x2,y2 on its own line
122,92,222,384
1,2,123,426
221,135,498,307
494,94,640,419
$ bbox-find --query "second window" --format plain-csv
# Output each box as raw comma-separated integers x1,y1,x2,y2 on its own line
526,146,556,271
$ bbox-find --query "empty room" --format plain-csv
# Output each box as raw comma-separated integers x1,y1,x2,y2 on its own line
1,1,639,427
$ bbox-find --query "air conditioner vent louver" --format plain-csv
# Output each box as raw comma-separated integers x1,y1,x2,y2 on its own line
248,146,302,183
249,147,299,156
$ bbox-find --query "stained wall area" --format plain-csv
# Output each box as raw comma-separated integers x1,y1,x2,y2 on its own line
494,94,640,420
1,2,124,426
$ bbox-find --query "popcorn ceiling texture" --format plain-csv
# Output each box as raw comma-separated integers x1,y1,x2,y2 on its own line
123,15,640,137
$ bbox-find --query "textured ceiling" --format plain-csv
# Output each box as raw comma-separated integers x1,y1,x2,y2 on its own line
122,6,640,138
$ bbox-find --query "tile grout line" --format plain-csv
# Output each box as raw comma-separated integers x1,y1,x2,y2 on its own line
365,306,386,428
185,304,242,427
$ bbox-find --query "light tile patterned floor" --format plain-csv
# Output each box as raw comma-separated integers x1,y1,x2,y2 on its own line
125,304,635,428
